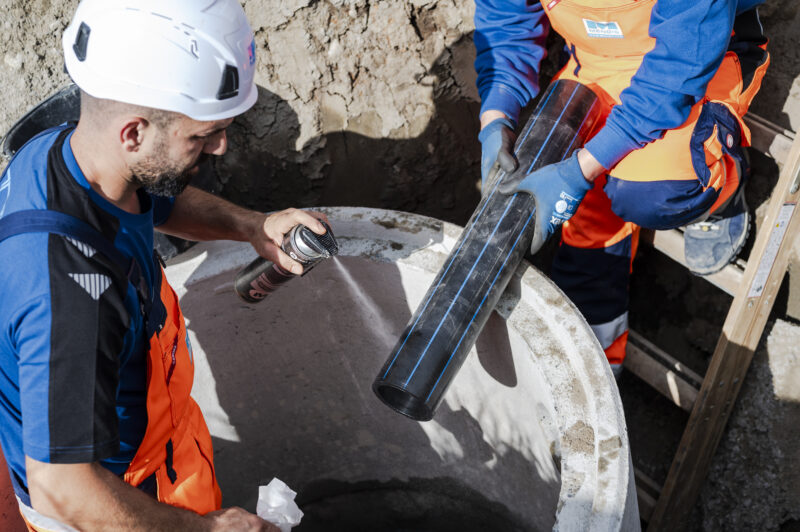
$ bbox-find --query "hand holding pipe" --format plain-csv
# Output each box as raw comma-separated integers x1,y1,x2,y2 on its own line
499,150,594,255
372,79,604,421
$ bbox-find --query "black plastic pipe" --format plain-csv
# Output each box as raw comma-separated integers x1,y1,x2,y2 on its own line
372,79,604,421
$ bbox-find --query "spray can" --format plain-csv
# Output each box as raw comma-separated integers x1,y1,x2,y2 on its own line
234,221,338,303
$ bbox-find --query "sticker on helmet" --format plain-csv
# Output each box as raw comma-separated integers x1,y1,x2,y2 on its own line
247,39,256,66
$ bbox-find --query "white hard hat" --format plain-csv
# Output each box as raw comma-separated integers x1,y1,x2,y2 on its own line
63,0,258,121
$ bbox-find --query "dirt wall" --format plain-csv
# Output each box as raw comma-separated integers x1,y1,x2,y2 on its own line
1,1,799,530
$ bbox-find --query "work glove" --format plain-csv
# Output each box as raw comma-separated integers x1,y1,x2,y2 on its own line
478,117,519,191
499,150,593,255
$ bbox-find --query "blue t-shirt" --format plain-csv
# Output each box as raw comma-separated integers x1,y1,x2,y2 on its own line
0,126,174,504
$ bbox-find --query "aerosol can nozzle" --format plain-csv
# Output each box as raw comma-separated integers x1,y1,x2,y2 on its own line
234,220,338,302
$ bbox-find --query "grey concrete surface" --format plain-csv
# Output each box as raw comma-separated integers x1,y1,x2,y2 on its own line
166,207,639,531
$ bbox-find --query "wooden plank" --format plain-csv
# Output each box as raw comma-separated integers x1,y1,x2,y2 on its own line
625,330,702,412
647,124,800,531
743,113,794,165
635,468,662,523
641,229,744,296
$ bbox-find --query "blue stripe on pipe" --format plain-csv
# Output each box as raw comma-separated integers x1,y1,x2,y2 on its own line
380,85,560,380
381,180,503,379
403,198,518,387
563,99,598,156
424,107,595,400
400,83,582,388
425,208,536,402
525,82,581,174
511,81,559,157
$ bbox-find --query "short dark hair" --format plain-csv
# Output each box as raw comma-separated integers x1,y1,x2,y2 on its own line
79,90,180,130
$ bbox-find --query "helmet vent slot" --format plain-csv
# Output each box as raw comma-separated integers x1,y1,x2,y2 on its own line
217,64,239,100
72,22,91,62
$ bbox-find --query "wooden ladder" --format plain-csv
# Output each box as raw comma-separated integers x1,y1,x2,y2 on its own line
625,113,800,530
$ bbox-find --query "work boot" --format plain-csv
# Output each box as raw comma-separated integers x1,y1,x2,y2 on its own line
683,185,749,275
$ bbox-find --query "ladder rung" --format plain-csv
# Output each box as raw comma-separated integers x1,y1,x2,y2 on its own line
641,229,744,296
634,467,662,523
625,330,702,412
743,113,795,165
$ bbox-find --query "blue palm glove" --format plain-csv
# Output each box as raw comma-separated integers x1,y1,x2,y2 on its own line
499,151,593,254
478,117,519,191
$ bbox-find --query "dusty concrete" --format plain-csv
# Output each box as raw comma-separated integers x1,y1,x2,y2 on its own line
167,207,638,530
1,0,799,530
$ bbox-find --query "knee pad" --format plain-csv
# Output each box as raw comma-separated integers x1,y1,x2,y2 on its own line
604,177,718,230
605,102,748,230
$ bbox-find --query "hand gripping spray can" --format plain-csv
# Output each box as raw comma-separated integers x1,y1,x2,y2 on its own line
234,221,338,303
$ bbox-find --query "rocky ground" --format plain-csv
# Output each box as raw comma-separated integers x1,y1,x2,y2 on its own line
1,0,799,529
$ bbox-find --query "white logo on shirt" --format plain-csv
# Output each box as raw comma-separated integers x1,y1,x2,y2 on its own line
583,19,624,39
69,273,111,300
65,237,97,258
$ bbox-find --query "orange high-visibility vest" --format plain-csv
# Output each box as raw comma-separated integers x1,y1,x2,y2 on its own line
545,0,768,217
5,210,222,531
21,266,220,532
122,263,222,514
543,0,658,107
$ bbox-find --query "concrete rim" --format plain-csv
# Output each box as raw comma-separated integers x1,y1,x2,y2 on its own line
165,206,639,530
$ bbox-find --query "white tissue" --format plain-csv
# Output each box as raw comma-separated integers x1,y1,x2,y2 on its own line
256,478,304,532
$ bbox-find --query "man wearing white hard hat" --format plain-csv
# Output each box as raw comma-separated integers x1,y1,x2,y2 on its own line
0,1,325,530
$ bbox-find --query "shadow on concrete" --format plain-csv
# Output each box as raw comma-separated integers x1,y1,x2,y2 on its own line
179,252,560,531
747,3,798,132
182,33,561,528
214,30,569,231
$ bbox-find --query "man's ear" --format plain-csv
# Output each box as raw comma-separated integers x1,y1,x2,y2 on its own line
119,117,149,153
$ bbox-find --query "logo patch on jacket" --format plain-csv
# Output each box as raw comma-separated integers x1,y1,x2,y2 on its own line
583,19,624,39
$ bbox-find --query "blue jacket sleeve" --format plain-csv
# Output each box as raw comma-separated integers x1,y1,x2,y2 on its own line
474,0,549,124
585,0,739,169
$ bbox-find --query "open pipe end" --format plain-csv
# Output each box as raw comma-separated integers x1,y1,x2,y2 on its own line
372,383,433,422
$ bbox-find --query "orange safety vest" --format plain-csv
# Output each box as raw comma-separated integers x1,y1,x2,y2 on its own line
540,1,769,368
17,248,220,532
122,263,221,515
543,0,768,212
0,208,223,532
544,0,766,115
543,0,659,107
